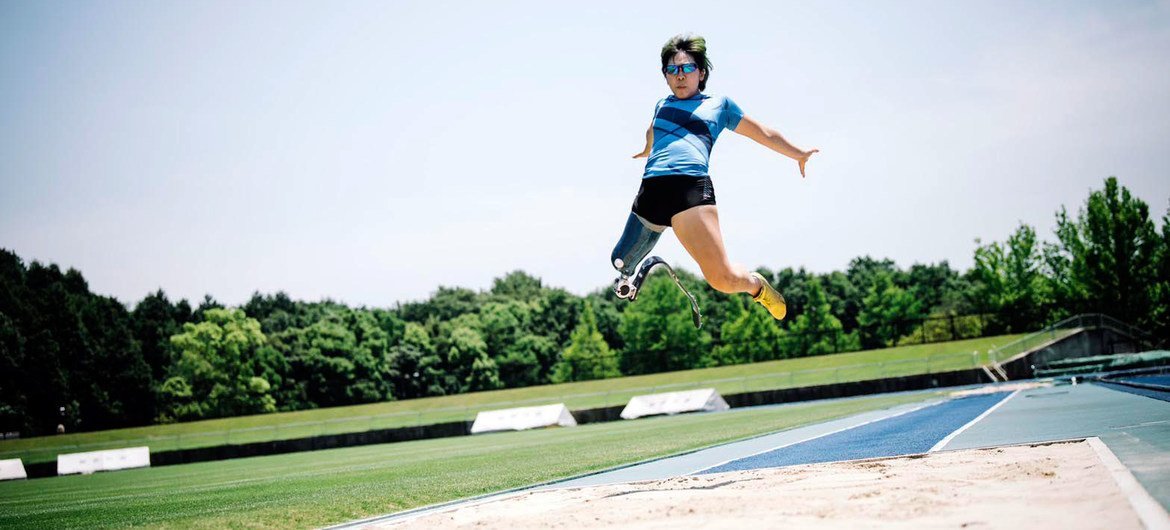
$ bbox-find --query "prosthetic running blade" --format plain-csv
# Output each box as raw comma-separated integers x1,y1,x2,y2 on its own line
614,256,702,329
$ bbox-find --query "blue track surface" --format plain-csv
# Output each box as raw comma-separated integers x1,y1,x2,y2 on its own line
700,392,1011,474
1124,375,1170,388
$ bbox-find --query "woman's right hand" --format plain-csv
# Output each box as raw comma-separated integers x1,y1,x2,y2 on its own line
632,149,650,159
797,149,819,178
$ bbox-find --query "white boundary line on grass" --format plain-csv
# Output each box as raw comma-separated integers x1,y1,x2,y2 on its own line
929,389,1020,453
687,399,947,475
323,490,530,529
1087,436,1170,530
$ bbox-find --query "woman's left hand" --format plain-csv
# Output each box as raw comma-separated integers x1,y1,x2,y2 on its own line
797,149,820,179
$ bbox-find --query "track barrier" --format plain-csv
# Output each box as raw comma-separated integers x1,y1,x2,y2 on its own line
0,458,26,480
470,404,577,434
620,388,728,420
57,447,150,476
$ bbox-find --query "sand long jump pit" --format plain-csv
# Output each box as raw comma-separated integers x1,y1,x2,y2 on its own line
382,439,1160,529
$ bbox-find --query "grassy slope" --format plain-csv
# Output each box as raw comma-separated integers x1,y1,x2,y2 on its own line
1,333,1024,464
0,391,939,529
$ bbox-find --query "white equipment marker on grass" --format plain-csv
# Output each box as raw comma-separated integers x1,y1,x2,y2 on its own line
0,458,27,481
929,389,1020,453
1087,436,1170,530
470,403,576,434
57,446,151,476
689,399,947,475
620,388,729,420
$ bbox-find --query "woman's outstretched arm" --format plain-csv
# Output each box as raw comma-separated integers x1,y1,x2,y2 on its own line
733,115,819,177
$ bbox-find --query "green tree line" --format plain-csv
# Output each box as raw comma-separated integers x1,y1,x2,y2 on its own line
1,177,1166,435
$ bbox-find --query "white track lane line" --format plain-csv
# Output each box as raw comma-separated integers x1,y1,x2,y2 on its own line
929,389,1020,453
1087,437,1170,530
324,490,530,529
688,400,947,475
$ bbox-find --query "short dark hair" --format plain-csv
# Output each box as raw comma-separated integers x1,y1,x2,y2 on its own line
660,33,712,91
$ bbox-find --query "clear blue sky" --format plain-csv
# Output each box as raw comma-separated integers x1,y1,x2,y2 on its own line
2,1,1168,308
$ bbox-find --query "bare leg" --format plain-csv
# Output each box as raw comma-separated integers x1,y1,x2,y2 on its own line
671,205,762,295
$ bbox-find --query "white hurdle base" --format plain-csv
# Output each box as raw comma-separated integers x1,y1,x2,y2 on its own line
57,446,151,476
471,404,577,434
621,388,730,420
0,459,27,481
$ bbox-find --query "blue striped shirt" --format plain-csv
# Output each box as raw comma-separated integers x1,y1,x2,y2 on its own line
643,93,744,178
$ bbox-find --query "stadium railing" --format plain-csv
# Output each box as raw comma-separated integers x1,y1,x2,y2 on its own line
987,313,1159,369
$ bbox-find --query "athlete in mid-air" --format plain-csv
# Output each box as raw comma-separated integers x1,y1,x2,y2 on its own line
610,33,819,323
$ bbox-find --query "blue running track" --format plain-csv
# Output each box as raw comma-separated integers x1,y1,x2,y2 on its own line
1123,375,1170,388
700,392,1011,474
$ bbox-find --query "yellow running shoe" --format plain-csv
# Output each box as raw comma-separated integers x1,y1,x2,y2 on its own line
750,272,787,320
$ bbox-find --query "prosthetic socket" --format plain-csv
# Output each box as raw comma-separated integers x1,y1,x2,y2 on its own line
610,213,664,300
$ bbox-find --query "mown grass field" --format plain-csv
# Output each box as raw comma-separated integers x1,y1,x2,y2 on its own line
0,391,940,529
0,333,1025,464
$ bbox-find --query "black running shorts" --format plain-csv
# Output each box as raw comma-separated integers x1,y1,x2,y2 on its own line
631,175,717,227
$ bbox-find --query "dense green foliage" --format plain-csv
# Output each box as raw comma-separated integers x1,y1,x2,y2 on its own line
551,301,620,382
0,177,1165,435
156,308,284,422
